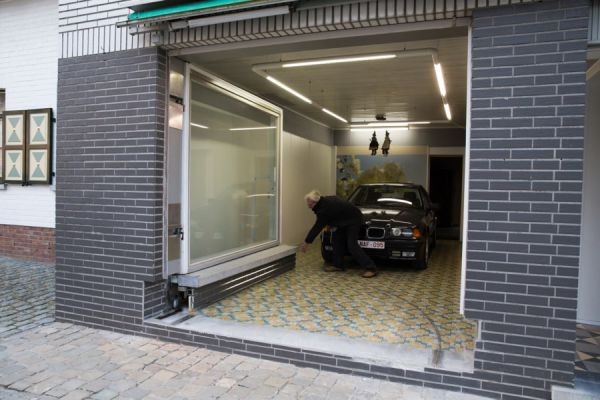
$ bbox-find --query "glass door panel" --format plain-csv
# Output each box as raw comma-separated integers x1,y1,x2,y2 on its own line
188,71,279,269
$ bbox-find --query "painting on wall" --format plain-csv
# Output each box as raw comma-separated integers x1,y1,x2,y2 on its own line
336,154,427,199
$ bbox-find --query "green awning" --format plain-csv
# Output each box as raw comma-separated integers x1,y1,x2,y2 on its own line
129,0,255,21
125,0,295,26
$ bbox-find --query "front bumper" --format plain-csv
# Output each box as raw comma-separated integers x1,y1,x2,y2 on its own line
321,232,425,261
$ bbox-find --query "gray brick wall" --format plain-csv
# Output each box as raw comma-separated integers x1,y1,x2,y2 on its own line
55,47,167,331
466,0,589,398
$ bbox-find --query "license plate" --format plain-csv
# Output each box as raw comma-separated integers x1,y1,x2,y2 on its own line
358,240,385,249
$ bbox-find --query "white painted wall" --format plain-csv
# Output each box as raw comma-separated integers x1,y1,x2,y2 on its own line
0,0,58,228
281,131,335,246
578,72,600,325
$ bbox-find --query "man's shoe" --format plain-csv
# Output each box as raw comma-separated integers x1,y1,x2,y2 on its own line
324,265,345,272
362,270,377,278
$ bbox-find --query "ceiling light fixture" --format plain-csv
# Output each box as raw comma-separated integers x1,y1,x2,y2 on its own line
322,108,348,123
282,54,397,68
349,121,431,128
253,48,454,125
229,126,277,131
434,63,447,97
444,103,452,120
266,76,312,104
191,122,209,129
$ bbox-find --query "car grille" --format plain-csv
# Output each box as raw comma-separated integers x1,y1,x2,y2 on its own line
366,227,385,239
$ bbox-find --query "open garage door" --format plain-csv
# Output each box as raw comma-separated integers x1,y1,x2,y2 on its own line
160,22,473,371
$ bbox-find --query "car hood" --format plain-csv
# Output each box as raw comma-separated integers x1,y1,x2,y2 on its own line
359,207,423,226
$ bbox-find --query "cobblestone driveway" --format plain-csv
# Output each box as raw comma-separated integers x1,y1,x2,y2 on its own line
0,256,487,399
0,256,54,339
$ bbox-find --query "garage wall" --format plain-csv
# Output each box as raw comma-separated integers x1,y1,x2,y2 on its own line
281,131,335,246
578,72,600,325
0,0,58,229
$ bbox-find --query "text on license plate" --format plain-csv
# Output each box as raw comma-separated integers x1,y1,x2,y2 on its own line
358,240,385,249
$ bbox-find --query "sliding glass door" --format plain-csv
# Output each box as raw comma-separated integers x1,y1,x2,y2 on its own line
185,69,280,271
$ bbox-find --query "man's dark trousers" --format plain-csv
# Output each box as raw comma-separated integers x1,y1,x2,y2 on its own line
332,225,376,271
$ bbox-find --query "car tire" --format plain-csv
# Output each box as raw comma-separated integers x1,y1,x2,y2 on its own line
414,237,429,270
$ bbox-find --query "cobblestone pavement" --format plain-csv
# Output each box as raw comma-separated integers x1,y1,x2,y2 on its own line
0,256,489,399
0,256,55,339
0,323,488,400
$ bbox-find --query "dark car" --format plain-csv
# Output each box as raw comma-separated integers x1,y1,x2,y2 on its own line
320,183,437,269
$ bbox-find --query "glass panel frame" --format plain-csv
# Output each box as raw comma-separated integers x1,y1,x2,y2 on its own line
183,65,282,273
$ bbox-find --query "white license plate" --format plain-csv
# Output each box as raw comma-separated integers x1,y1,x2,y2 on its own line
358,240,385,249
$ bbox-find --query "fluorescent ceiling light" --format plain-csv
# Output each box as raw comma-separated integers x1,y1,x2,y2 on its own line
191,122,209,129
444,103,452,120
350,121,431,128
229,126,277,131
322,108,348,123
246,194,275,198
266,76,312,104
434,63,447,97
282,54,396,68
187,6,289,28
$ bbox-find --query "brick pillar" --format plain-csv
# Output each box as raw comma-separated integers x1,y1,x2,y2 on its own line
55,48,167,332
467,1,589,398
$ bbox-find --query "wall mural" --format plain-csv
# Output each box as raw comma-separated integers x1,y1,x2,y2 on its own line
336,152,427,199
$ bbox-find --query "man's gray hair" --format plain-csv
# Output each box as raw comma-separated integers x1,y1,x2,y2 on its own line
304,190,321,202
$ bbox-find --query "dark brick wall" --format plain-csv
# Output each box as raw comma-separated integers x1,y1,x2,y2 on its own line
0,224,55,263
467,0,589,398
55,47,167,331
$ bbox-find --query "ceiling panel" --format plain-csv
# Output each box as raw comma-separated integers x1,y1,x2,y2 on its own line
184,34,468,130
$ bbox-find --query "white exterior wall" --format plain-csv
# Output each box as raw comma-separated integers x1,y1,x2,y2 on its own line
578,73,600,325
281,131,335,246
0,0,58,228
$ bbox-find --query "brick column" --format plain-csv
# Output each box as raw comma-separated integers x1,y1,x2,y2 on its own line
467,1,589,397
55,47,167,332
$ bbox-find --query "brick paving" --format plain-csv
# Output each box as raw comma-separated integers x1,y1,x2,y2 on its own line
0,256,488,399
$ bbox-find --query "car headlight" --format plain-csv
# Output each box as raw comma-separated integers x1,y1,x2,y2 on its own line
391,227,421,238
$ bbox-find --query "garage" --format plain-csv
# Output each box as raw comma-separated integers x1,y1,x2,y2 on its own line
155,13,473,371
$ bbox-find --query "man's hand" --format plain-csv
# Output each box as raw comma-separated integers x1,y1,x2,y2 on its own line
299,242,309,253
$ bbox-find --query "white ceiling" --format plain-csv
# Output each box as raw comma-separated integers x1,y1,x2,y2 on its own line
182,29,468,130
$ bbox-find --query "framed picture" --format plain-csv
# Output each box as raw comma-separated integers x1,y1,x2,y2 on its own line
26,108,52,184
4,149,24,182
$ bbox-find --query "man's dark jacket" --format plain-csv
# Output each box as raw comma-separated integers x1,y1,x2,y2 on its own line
304,196,363,244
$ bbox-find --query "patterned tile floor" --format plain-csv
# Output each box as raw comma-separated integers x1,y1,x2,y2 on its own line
0,256,55,339
200,240,476,352
576,323,600,380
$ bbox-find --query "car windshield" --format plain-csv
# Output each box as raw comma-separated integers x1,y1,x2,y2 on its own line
349,185,423,209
